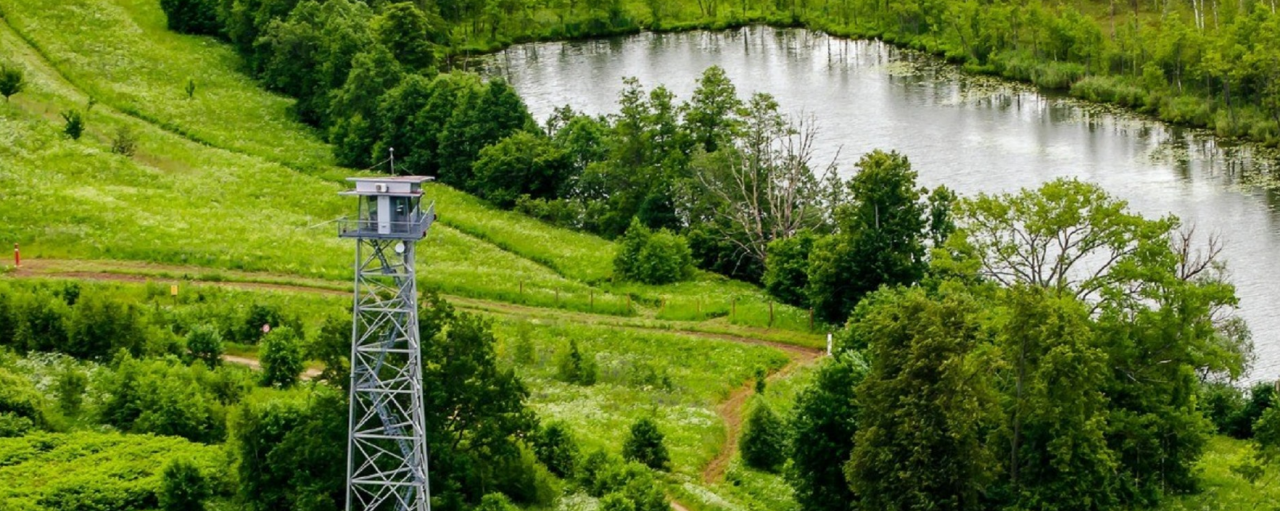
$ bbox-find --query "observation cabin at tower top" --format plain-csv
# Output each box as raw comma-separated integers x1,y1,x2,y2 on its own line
338,176,436,240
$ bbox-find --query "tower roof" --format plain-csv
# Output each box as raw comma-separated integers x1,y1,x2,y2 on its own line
340,176,433,197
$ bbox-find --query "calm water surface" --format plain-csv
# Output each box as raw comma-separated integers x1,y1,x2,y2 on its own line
479,27,1280,380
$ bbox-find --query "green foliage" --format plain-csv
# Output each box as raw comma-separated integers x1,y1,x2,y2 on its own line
230,387,347,511
1227,382,1277,439
371,2,443,72
0,367,50,437
740,401,786,472
65,288,149,360
622,417,670,471
60,109,84,140
111,126,138,156
100,354,233,443
557,338,598,386
577,450,668,511
0,431,227,511
310,314,351,390
0,64,24,102
159,458,211,511
437,78,534,189
471,131,575,209
258,326,303,388
184,78,195,100
159,0,220,35
186,325,223,369
418,294,539,509
614,219,693,285
54,366,87,416
1201,381,1247,436
763,231,815,308
845,285,997,511
807,150,933,325
533,421,580,479
474,493,520,511
787,352,867,511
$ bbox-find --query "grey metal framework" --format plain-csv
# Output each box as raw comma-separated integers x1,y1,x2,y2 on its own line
341,176,436,511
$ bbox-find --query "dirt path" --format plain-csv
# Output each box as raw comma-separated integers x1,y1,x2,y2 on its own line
222,354,323,380
701,350,822,484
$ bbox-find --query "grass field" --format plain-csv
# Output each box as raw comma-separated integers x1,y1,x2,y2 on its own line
0,0,820,337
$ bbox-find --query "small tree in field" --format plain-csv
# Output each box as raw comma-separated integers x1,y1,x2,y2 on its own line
741,402,786,472
613,219,694,285
623,417,670,470
0,65,24,102
186,324,223,368
62,110,84,140
259,326,304,388
159,457,210,511
557,339,598,385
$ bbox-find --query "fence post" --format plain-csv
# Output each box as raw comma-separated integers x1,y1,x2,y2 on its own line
809,308,814,331
769,300,774,328
590,290,594,312
731,297,736,320
555,288,559,305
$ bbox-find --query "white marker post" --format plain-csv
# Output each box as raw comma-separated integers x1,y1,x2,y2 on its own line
826,333,833,356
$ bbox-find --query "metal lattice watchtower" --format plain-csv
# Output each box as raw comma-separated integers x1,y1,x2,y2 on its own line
339,176,436,511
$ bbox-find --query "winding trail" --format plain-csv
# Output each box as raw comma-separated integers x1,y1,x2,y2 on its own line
4,257,826,506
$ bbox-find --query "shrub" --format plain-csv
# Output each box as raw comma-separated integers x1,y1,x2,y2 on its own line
533,421,579,478
159,0,220,35
239,303,289,344
613,219,693,285
557,339,598,386
763,231,816,307
622,417,670,470
61,110,84,140
259,326,303,389
0,367,50,436
65,290,148,360
186,324,224,368
600,492,637,511
159,458,211,511
111,126,138,156
740,402,786,472
1201,380,1245,435
100,355,229,443
1227,382,1277,439
0,64,24,102
474,493,519,511
13,292,71,353
55,366,88,415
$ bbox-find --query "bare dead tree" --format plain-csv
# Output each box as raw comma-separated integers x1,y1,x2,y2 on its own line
693,94,833,268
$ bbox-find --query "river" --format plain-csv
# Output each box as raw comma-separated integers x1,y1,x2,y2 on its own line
478,26,1280,380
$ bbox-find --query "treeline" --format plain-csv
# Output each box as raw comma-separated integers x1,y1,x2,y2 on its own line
0,281,677,511
773,177,1260,510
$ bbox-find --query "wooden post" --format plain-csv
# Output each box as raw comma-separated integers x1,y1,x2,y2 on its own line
697,299,701,316
731,297,736,319
809,308,814,331
769,300,774,328
590,290,594,311
555,288,559,305
519,281,524,297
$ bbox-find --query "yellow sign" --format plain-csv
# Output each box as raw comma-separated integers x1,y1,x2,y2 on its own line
170,284,178,296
